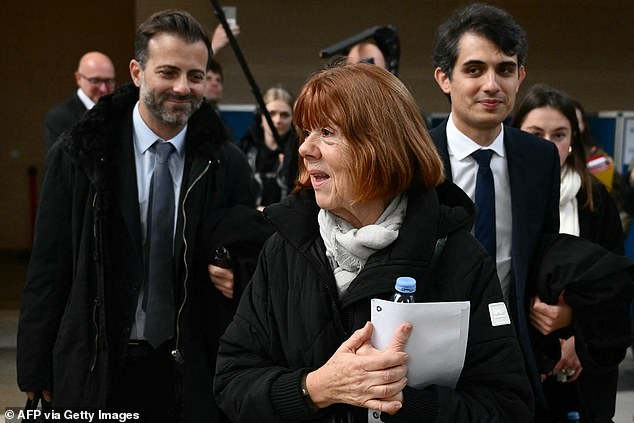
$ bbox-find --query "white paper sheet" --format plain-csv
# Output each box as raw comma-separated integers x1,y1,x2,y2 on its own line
370,299,470,389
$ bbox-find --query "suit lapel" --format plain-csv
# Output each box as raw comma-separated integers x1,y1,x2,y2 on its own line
429,119,453,181
504,132,529,283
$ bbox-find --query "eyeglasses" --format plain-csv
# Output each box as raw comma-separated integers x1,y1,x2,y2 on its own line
78,73,116,88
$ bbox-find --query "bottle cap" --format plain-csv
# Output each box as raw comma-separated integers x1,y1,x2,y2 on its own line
395,276,416,294
566,411,580,421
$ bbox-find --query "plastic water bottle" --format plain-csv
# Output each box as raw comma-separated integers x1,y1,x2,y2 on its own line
369,277,416,423
566,411,581,422
390,276,416,303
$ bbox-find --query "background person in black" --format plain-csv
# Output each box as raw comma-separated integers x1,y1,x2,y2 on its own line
204,58,225,111
43,51,115,151
513,85,624,254
512,84,626,423
239,86,298,209
203,57,236,143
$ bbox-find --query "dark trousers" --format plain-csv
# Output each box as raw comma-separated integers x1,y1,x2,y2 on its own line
109,341,177,423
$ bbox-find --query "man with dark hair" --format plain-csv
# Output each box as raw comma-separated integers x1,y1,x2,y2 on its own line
428,3,561,416
204,57,236,142
205,57,225,108
43,51,115,151
18,9,270,422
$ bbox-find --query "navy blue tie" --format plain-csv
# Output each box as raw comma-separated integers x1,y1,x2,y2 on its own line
144,141,176,348
471,149,496,262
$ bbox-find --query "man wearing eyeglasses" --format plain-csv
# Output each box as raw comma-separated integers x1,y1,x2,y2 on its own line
43,51,115,151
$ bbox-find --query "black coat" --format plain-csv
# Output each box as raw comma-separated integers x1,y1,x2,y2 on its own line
531,234,633,372
18,84,272,421
530,233,633,423
215,182,534,422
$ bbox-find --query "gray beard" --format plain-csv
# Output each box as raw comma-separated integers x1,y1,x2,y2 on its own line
142,89,203,127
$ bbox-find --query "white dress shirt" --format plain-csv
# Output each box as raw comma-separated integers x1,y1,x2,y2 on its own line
130,102,187,340
446,114,513,303
76,88,96,110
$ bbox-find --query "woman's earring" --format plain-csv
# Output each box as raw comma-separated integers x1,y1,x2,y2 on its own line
568,146,573,154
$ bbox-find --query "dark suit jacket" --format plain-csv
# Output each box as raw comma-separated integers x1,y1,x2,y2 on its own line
430,118,560,408
43,92,87,151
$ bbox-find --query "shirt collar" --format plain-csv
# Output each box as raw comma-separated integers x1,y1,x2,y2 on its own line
446,113,506,160
132,102,187,156
76,88,95,110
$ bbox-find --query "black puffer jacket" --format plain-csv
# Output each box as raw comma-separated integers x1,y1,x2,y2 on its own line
578,177,624,254
18,84,270,421
215,181,534,422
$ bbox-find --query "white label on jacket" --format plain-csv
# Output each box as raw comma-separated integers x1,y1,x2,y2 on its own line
488,302,511,326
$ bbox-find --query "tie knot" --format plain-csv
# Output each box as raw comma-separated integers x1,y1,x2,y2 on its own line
154,141,175,164
472,149,494,168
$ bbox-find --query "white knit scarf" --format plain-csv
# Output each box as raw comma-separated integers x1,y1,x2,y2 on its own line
318,194,408,296
559,165,581,236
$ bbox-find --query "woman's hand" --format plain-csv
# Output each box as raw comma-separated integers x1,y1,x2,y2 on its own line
306,322,411,414
551,337,582,383
529,292,572,335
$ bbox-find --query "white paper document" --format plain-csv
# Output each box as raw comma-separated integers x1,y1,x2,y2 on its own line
370,299,470,389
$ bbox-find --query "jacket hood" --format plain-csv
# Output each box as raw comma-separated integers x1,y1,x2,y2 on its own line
58,83,227,189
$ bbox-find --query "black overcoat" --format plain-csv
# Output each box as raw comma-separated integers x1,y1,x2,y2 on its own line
18,84,272,421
